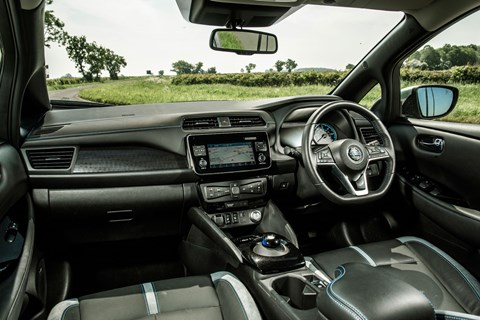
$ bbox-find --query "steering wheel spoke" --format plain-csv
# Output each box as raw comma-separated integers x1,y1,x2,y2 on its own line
331,165,369,197
365,144,390,161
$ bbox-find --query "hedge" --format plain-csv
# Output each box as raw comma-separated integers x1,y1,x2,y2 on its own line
172,66,480,87
47,77,87,86
171,71,349,87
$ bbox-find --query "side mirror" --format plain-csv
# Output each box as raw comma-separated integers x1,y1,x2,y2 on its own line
401,85,459,119
210,29,278,55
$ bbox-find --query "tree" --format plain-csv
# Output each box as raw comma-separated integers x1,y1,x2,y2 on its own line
102,48,125,80
420,45,441,70
158,70,165,76
446,45,477,67
345,63,355,70
44,0,68,47
103,48,126,80
274,60,285,72
84,42,105,81
171,60,194,75
206,67,217,74
65,35,90,80
285,59,298,72
193,62,204,74
245,63,256,73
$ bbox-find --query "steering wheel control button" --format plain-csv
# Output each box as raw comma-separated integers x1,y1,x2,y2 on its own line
317,149,334,164
250,210,262,223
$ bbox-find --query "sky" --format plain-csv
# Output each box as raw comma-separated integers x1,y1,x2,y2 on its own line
44,1,478,79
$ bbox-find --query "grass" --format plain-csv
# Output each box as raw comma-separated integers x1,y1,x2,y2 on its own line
77,77,480,124
79,77,332,104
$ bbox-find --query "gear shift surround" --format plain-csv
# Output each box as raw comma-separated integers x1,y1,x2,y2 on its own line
233,233,305,274
252,233,290,257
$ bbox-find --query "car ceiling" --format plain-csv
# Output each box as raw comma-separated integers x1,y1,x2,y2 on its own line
195,0,480,31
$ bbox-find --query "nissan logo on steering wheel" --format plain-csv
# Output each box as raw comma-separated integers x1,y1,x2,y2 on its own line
348,146,363,162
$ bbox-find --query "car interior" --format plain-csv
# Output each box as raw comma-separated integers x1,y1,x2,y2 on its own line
0,0,479,319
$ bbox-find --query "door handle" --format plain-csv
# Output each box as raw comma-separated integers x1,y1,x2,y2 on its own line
417,135,445,153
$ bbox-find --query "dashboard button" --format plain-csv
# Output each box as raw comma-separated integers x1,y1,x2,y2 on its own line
250,210,262,223
212,214,224,227
258,153,267,163
199,158,208,169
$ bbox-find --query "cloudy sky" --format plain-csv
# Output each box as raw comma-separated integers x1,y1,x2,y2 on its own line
44,1,477,79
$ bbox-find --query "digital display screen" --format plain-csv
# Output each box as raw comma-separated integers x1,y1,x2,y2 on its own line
207,142,256,168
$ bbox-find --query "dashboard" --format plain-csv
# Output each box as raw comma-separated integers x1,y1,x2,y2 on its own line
20,96,377,239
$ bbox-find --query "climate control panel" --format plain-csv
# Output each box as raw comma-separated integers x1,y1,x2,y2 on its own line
200,178,268,203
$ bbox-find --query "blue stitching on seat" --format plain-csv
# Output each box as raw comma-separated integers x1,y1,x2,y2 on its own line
398,237,480,300
140,284,150,315
326,266,368,320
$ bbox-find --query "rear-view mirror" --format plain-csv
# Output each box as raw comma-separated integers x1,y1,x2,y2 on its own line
210,29,278,55
401,85,459,119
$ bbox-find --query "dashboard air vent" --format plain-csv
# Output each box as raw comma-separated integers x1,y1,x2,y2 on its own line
26,147,75,170
229,116,266,128
360,127,383,145
183,117,219,130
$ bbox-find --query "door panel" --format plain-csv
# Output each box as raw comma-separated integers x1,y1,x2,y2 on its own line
0,144,33,320
390,120,480,210
389,119,480,278
389,120,480,264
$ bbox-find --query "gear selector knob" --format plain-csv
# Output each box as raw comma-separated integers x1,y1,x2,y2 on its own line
262,234,281,248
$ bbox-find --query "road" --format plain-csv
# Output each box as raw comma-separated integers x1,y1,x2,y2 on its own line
48,85,95,102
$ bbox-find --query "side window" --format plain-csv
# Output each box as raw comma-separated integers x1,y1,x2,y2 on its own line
400,11,480,124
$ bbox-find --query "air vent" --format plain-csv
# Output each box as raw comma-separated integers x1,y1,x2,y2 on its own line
183,117,219,130
229,116,266,128
360,127,383,145
26,147,75,170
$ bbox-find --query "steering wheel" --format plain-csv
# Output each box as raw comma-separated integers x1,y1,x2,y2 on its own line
302,101,396,205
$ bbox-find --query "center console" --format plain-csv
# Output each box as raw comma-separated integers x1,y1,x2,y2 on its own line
185,130,331,319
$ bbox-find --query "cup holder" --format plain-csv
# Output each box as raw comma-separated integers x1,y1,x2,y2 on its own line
272,275,318,310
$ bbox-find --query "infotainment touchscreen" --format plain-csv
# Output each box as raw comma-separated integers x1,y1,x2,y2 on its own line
208,142,256,168
187,132,271,174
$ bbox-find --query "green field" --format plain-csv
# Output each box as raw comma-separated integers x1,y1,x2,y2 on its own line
77,77,479,123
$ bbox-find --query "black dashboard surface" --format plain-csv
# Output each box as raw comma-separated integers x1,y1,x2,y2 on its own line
20,95,378,189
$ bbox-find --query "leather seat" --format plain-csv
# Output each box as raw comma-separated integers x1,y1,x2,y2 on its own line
311,236,480,319
47,271,261,320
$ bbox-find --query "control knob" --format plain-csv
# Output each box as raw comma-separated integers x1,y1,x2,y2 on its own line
258,153,266,163
198,158,208,169
262,234,281,248
250,210,262,223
